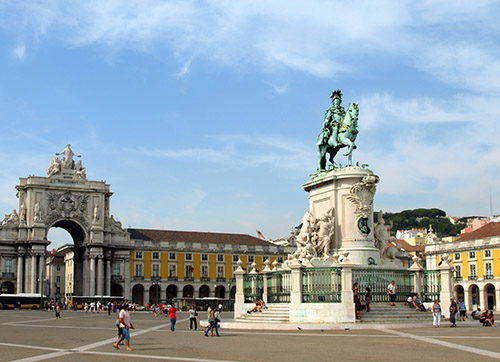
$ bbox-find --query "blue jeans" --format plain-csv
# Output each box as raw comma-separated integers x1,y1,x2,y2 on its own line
205,321,219,336
170,318,176,331
120,327,130,341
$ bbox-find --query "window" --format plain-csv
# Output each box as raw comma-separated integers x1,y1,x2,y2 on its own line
56,276,61,282
232,255,239,263
113,263,120,276
485,250,492,258
455,265,461,278
56,286,60,294
169,264,177,277
56,265,61,271
4,259,12,273
217,255,224,262
135,251,143,259
201,265,209,279
185,253,192,261
454,253,460,260
152,264,160,277
185,265,193,278
470,264,477,278
263,256,269,262
248,256,255,263
469,252,476,259
152,252,159,260
485,263,493,278
169,253,176,260
277,257,284,263
217,265,225,278
202,254,208,261
135,263,143,277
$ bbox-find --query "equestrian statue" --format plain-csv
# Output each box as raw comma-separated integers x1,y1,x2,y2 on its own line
316,90,359,171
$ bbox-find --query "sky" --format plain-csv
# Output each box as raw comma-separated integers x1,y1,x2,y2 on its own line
0,1,499,248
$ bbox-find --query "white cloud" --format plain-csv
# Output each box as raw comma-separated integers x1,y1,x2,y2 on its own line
11,42,26,60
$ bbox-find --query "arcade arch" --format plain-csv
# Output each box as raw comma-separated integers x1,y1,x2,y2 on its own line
166,284,178,301
199,285,210,298
132,284,144,305
484,284,496,310
215,285,225,299
183,285,194,298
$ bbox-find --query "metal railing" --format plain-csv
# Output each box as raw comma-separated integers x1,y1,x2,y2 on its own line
352,268,414,302
243,274,264,302
422,270,441,302
302,267,341,303
266,270,291,303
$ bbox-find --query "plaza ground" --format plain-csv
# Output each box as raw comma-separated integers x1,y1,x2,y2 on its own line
0,310,499,361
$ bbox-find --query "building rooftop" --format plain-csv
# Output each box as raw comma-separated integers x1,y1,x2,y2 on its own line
127,228,274,246
456,221,500,242
392,239,425,252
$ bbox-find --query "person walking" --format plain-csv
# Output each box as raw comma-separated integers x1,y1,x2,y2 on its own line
55,303,61,319
387,281,397,306
204,304,219,337
189,304,198,331
449,297,457,327
168,304,177,331
113,303,134,351
432,299,441,327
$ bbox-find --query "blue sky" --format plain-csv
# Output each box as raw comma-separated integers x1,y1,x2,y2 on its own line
1,1,499,247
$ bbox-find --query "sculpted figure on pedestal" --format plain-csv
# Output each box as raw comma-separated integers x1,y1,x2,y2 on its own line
34,201,43,222
2,209,19,228
75,160,87,179
292,208,336,260
56,144,81,170
19,203,26,224
46,156,62,177
317,89,359,170
374,210,399,260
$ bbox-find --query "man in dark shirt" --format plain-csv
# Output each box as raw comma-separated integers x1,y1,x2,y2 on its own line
449,297,457,327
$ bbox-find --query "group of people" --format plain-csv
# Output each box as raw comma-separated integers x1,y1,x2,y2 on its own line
247,298,267,314
479,309,495,327
407,293,426,311
352,283,371,320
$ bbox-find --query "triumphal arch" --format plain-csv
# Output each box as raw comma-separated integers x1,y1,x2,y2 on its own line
0,145,132,297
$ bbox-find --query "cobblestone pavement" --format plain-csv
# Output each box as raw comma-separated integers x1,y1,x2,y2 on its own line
1,310,499,361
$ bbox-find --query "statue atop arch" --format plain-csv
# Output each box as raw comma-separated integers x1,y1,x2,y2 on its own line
316,90,359,170
46,144,86,179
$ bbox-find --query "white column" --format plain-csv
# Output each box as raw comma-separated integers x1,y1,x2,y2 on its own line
17,253,24,293
105,257,111,296
481,285,488,310
24,253,31,293
83,252,90,296
97,256,104,296
495,284,500,311
124,257,131,300
464,287,471,311
39,253,45,295
89,255,96,296
30,253,37,293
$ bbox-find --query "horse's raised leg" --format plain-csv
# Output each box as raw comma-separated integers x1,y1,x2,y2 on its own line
318,146,326,171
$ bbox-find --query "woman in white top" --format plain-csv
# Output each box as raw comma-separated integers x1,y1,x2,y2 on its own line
432,299,441,327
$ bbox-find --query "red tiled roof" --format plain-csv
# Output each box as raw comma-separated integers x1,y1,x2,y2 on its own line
127,228,273,246
391,239,425,252
456,222,500,242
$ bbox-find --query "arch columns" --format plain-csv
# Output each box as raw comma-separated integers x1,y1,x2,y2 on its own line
124,257,131,300
105,257,111,296
30,252,37,293
464,287,471,310
89,255,96,296
96,255,104,296
17,249,25,293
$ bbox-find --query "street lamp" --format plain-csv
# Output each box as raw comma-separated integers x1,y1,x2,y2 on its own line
227,280,232,311
152,276,161,305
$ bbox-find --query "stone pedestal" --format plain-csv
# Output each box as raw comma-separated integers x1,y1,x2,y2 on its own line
302,166,380,266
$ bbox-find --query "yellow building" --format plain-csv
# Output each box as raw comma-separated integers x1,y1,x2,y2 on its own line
425,222,500,310
127,228,292,306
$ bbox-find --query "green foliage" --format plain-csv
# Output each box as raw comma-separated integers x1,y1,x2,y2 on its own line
374,208,465,237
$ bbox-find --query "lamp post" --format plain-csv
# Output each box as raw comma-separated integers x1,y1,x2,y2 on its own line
152,276,161,305
227,280,232,311
39,269,44,311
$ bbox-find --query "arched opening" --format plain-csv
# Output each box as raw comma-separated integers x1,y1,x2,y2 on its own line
199,285,210,298
215,285,225,299
132,284,144,305
47,220,86,297
455,285,464,301
230,286,236,300
183,285,194,298
470,284,480,308
111,283,123,297
166,284,177,302
485,284,496,310
150,284,161,304
0,281,15,294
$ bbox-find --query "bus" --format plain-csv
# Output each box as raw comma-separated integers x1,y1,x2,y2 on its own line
174,297,233,312
0,293,44,309
69,295,125,310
